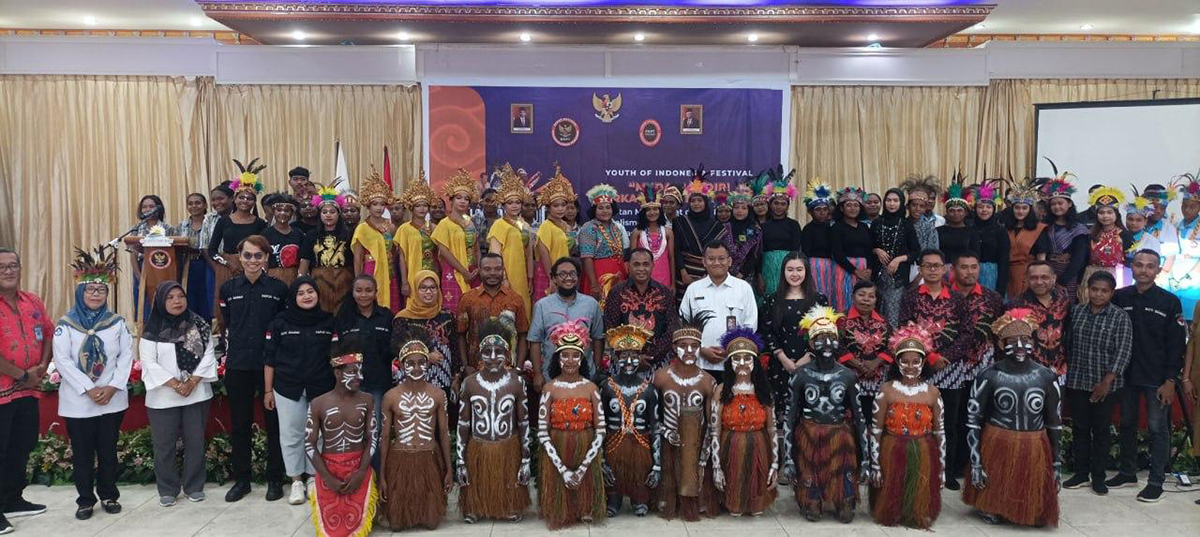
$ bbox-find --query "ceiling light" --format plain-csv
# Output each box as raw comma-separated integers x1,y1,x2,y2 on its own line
397,31,411,41
867,33,879,41
519,32,532,42
83,16,98,26
291,30,307,41
634,33,645,42
189,17,203,27
746,33,759,43
1079,23,1094,31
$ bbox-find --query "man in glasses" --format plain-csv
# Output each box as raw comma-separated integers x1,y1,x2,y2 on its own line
0,248,52,533
678,241,758,382
528,256,605,391
217,235,288,503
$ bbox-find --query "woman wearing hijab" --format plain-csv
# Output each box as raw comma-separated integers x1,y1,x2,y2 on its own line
722,187,762,287
673,169,726,299
141,281,218,507
869,188,920,326
263,277,337,506
53,246,134,520
392,270,457,396
972,182,1011,293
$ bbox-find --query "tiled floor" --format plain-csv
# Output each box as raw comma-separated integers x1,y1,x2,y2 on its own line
8,472,1198,536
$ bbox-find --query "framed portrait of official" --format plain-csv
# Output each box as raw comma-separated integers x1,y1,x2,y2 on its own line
680,105,703,135
511,104,533,134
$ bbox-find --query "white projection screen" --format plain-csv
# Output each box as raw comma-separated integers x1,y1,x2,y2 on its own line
1035,98,1200,223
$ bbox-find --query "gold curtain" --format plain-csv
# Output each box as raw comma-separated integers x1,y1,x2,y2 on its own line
0,75,421,321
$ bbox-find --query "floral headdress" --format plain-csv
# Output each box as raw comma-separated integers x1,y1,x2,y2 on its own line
1037,158,1076,201
549,319,591,354
1175,170,1200,202
888,321,941,365
606,324,654,353
310,182,346,210
972,179,1005,210
71,245,118,284
763,165,797,201
942,170,973,210
799,306,842,341
685,164,714,199
441,168,480,203
836,186,867,206
803,178,835,210
231,158,267,196
720,326,763,358
399,171,437,209
586,183,618,206
538,164,577,207
991,308,1038,340
636,183,661,209
1087,186,1125,208
359,168,393,207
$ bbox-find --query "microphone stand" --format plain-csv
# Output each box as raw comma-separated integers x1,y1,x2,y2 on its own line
104,214,154,318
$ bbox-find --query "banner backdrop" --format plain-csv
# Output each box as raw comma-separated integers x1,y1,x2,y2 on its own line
429,85,783,227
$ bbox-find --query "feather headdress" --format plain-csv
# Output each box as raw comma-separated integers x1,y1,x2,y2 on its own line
899,174,942,200
942,170,973,210
836,186,867,205
803,178,835,210
538,164,577,207
71,245,119,284
889,321,936,357
661,184,684,204
1124,187,1155,217
586,183,618,205
991,308,1038,340
230,158,267,196
1004,174,1043,207
310,182,346,210
1175,170,1200,202
763,165,797,201
799,306,842,340
713,190,730,208
685,164,714,198
973,179,1005,210
744,168,772,201
720,326,763,358
549,319,591,354
673,309,713,343
728,184,753,206
1037,158,1077,201
1087,186,1125,208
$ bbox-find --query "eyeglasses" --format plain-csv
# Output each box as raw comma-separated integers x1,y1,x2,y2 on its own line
0,263,20,273
554,271,578,279
83,286,109,296
240,252,267,261
920,263,944,270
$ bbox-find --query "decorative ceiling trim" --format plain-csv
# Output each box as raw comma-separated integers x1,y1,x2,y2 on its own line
0,28,258,44
932,33,1200,48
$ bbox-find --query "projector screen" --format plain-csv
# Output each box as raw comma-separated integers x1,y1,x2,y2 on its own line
1035,97,1200,223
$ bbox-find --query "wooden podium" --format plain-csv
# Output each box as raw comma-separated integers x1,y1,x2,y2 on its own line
123,235,191,322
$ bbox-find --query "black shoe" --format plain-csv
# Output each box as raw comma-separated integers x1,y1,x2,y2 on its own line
75,506,93,520
100,500,120,515
265,482,284,502
945,477,961,491
4,498,46,518
1104,473,1138,489
1091,479,1108,496
1136,484,1163,503
0,514,12,535
1062,473,1090,489
224,482,251,503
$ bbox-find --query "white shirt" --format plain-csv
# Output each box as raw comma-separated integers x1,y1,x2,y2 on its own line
139,338,218,410
678,274,758,371
52,320,134,419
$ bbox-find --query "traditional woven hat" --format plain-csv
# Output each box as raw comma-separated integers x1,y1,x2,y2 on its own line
71,245,118,284
398,171,437,208
606,324,653,353
359,168,393,207
720,326,763,358
538,165,577,206
991,308,1038,340
800,306,842,340
441,168,480,203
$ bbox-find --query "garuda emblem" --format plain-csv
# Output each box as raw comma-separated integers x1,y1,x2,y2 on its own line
592,92,622,123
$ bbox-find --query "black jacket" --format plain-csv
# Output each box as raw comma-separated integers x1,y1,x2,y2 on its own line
263,314,337,400
1112,284,1186,388
219,274,288,371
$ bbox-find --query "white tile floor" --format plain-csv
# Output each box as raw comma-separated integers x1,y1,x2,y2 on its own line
7,472,1198,536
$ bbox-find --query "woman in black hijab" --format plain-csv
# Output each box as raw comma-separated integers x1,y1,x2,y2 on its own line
869,188,920,326
673,184,726,298
141,281,218,506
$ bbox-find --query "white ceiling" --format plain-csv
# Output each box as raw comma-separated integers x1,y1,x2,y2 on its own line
0,0,1196,37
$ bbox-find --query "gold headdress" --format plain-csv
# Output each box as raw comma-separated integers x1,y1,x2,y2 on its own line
537,164,577,206
800,306,842,341
605,324,653,353
441,168,480,203
399,171,437,209
495,164,529,204
359,168,393,207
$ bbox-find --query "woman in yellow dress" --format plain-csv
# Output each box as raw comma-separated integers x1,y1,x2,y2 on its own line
394,173,440,305
488,172,535,316
534,167,577,301
432,169,481,314
352,170,399,313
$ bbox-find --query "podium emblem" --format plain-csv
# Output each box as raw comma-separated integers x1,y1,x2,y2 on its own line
148,250,171,270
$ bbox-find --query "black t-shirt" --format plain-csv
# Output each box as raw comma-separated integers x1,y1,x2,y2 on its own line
261,226,305,269
936,225,981,264
219,274,288,370
801,221,833,258
830,220,873,272
208,216,268,256
761,217,803,252
335,306,394,391
300,229,354,269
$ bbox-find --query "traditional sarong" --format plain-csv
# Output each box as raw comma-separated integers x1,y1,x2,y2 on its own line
538,428,606,529
870,433,942,529
584,256,626,310
459,435,530,520
830,257,868,312
677,252,706,299
809,257,836,307
794,420,858,515
978,262,999,292
605,432,654,505
267,267,299,289
658,409,716,521
761,249,789,296
311,267,353,315
382,447,447,530
962,425,1059,527
311,451,377,537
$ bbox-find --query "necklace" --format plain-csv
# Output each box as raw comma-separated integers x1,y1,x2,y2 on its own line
553,378,587,389
595,221,623,256
476,371,512,394
732,381,754,392
893,382,929,396
668,369,702,387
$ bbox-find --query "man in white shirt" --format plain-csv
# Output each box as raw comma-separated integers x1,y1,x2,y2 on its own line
678,240,758,381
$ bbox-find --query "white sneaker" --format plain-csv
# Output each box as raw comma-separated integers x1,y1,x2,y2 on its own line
288,481,306,505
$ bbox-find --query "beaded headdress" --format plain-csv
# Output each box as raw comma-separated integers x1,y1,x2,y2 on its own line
1037,158,1077,201
606,324,654,353
799,306,842,341
836,186,868,206
991,308,1038,340
479,334,510,353
538,165,577,207
71,246,118,284
231,158,267,196
398,171,437,209
441,168,481,203
1087,186,1125,208
310,182,346,210
763,165,797,201
399,340,431,361
359,168,393,207
803,178,835,210
549,319,591,354
673,309,712,343
685,164,714,199
329,353,364,368
586,183,618,205
720,326,763,358
728,184,753,206
636,184,661,209
661,185,684,204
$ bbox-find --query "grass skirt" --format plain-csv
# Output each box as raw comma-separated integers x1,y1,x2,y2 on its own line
606,434,654,505
719,428,776,515
538,428,606,529
793,420,858,515
869,433,941,529
962,426,1059,527
382,448,447,530
460,436,530,520
311,267,353,315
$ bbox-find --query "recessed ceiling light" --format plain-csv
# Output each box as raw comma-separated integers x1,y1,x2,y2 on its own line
1079,23,1094,31
746,33,759,43
83,16,98,26
634,33,645,42
291,30,307,41
867,33,879,41
519,32,532,42
189,17,203,27
397,31,411,41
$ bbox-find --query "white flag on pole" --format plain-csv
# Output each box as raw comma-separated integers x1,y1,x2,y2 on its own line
331,140,352,194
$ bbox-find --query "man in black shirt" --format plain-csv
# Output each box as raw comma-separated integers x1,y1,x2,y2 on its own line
1106,249,1187,503
219,235,288,502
